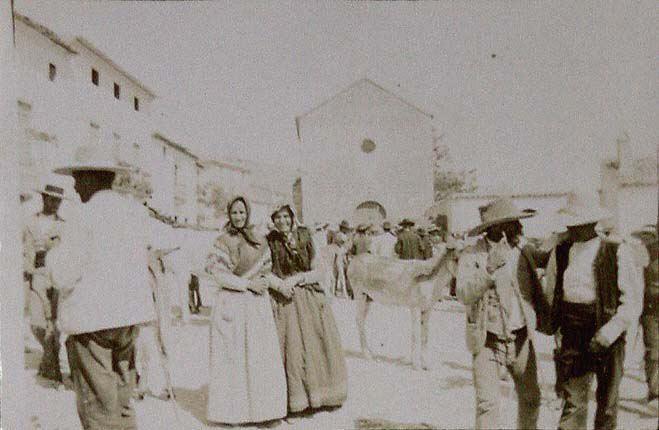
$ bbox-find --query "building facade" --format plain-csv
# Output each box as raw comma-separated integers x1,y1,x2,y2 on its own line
296,79,435,226
429,192,570,238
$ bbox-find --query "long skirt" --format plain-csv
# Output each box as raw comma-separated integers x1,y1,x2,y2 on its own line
271,286,348,413
208,290,287,424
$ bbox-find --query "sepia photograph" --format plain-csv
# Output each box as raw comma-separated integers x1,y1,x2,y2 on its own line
0,1,656,429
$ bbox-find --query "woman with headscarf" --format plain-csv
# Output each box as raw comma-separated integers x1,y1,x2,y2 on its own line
204,196,287,426
267,204,348,416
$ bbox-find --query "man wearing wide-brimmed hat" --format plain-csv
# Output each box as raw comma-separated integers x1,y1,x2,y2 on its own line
22,177,70,387
46,142,176,430
543,195,643,430
456,198,551,430
371,220,398,258
350,223,372,256
395,218,423,260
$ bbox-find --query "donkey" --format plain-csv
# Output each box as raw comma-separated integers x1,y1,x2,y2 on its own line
347,245,461,370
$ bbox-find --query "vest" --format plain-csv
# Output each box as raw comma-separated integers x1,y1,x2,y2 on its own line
554,240,620,330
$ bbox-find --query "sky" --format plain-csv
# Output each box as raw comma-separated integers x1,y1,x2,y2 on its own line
14,0,657,194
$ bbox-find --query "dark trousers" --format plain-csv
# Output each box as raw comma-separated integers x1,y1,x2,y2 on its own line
641,313,659,399
188,274,202,314
556,302,625,430
31,325,62,383
66,325,139,430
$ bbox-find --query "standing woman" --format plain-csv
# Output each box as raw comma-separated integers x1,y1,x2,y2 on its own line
267,204,348,415
204,196,287,425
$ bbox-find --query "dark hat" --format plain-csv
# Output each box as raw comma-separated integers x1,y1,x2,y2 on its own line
468,198,536,236
339,220,352,231
356,223,370,233
399,218,415,227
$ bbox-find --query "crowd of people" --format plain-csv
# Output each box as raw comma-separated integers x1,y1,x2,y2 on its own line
20,142,657,430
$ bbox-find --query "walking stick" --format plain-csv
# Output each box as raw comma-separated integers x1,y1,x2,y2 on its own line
148,251,186,429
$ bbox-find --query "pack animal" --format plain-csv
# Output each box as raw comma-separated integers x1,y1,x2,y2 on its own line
347,246,461,369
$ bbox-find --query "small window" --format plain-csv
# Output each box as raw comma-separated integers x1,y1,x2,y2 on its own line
133,96,140,111
48,63,56,81
91,68,99,85
114,83,120,99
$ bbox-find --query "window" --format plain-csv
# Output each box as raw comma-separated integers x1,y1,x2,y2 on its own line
114,83,120,99
48,63,56,81
91,68,99,85
133,96,140,111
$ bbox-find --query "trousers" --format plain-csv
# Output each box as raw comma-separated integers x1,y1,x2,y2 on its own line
472,327,541,429
556,302,625,430
66,325,139,430
641,313,658,400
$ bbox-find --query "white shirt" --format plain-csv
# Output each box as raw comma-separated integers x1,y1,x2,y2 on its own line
48,190,177,335
371,232,398,258
563,238,600,304
561,236,643,345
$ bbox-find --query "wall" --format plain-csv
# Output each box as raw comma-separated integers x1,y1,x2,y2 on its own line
298,80,434,226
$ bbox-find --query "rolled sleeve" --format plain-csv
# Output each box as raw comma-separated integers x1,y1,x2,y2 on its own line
597,243,644,346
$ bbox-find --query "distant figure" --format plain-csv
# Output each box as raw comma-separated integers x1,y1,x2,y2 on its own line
188,273,202,314
351,224,372,255
371,221,398,258
23,180,67,386
395,218,423,260
417,226,433,260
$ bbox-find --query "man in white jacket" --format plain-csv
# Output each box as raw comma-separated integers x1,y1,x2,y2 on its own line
48,145,174,430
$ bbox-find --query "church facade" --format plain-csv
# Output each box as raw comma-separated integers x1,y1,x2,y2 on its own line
295,79,435,226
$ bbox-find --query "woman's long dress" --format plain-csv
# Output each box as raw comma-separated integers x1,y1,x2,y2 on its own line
267,227,348,413
205,233,287,424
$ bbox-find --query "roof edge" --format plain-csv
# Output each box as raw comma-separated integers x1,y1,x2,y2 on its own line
152,132,198,160
14,13,78,54
74,37,156,97
296,78,433,124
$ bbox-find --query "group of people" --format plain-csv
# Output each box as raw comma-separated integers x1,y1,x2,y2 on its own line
455,198,657,430
21,144,348,429
20,141,657,430
311,217,453,299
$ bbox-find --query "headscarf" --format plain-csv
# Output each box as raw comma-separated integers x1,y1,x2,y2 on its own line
224,196,261,248
270,204,302,250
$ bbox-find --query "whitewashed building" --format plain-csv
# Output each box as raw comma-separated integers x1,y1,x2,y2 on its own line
13,14,201,225
196,159,250,229
600,152,658,235
149,133,200,225
296,79,435,226
428,191,571,238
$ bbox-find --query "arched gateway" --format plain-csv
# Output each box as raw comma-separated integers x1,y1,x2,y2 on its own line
353,201,387,226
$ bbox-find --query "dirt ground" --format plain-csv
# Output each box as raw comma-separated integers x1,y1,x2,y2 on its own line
24,299,658,429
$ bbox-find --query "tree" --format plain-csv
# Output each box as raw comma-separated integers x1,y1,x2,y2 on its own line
197,181,230,219
113,166,153,201
432,131,477,201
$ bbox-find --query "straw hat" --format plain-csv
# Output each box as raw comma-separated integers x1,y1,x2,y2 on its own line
33,174,71,200
53,133,134,176
558,192,612,227
468,198,536,236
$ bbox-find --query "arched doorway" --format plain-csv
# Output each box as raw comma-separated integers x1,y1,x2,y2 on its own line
353,200,387,226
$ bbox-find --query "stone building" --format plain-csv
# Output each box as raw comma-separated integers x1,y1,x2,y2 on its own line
295,78,435,226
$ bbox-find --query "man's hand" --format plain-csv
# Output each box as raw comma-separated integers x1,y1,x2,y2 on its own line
589,331,610,354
